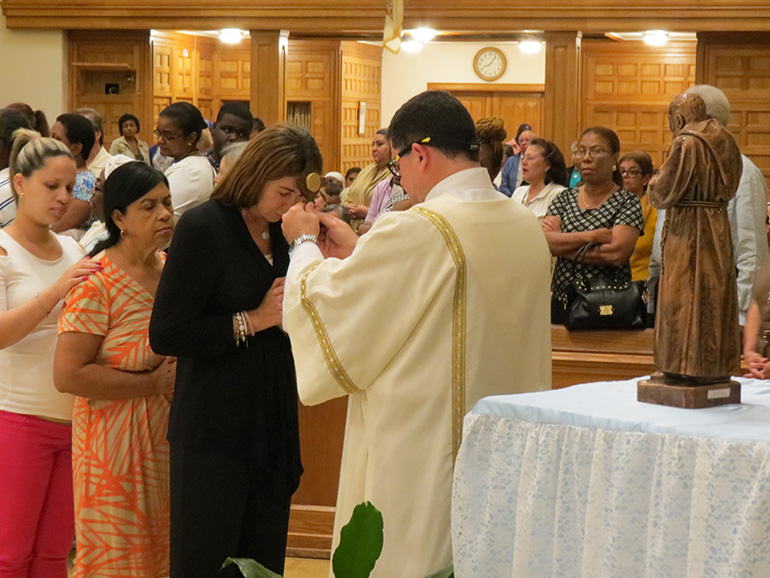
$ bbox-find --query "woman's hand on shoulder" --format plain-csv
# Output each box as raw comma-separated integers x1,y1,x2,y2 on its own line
40,257,103,310
248,277,285,333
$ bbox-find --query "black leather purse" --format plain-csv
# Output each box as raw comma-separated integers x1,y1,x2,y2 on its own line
564,243,646,331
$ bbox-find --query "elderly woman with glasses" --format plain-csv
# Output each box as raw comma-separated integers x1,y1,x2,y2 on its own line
155,102,217,222
620,151,657,281
542,126,644,323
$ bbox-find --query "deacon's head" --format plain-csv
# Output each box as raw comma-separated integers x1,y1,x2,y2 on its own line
387,91,479,203
667,93,708,137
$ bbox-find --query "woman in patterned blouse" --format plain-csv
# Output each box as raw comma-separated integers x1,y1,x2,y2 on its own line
542,126,644,323
54,161,176,578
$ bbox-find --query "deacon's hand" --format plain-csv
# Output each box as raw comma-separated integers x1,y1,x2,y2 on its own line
318,211,359,260
282,202,320,243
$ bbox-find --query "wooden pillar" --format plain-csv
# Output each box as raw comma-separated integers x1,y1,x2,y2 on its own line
543,31,582,157
249,30,288,126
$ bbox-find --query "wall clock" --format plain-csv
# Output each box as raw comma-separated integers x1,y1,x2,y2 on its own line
473,47,507,82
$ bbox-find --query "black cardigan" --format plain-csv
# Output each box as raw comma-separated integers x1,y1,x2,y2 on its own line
150,199,302,491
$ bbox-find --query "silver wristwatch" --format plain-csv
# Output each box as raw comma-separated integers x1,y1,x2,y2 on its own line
289,233,318,257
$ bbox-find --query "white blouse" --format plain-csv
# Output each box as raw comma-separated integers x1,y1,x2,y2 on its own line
0,230,84,421
511,182,566,223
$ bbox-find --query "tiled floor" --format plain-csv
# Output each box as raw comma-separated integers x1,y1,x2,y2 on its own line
68,554,330,577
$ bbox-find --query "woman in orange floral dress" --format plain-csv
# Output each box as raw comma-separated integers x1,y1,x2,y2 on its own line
54,161,176,578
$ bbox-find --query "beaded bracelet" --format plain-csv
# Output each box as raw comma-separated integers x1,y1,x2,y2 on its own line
234,311,252,346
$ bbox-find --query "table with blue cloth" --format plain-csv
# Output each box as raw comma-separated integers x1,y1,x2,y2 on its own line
452,377,770,578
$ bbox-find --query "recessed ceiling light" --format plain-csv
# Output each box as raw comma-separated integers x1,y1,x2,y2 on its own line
401,40,424,53
519,40,542,54
643,30,669,46
219,29,244,44
408,28,438,43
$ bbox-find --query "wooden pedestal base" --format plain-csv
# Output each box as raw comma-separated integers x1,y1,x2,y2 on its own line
638,376,741,408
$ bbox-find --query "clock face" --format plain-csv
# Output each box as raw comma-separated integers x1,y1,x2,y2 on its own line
474,47,507,82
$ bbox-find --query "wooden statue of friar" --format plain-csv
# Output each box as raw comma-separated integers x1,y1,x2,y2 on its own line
638,92,743,408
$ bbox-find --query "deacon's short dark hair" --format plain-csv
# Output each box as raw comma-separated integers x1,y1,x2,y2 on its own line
388,91,478,162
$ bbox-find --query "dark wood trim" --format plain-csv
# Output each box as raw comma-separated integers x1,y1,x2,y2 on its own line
427,82,544,93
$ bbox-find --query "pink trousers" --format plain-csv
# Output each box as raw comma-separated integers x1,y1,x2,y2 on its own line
0,411,74,578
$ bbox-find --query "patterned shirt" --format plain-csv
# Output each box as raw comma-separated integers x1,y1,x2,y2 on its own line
547,187,644,304
73,170,96,203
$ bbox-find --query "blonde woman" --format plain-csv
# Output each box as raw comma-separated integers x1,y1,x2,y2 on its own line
0,129,99,577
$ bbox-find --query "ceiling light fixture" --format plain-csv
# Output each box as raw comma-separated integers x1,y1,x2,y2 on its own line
408,28,437,43
401,39,424,53
643,30,669,46
518,39,543,54
219,29,245,44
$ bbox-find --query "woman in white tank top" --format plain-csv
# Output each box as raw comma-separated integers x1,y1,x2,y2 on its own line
0,129,100,578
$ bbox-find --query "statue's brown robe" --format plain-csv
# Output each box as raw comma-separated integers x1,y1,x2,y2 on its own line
649,119,742,377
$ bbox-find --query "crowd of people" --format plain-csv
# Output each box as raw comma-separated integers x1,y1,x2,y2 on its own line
0,82,768,578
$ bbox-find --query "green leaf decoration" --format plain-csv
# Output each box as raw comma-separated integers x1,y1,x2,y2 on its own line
332,501,384,578
221,557,283,578
424,565,454,578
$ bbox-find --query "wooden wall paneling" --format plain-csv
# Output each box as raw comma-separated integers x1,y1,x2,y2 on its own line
427,84,544,144
216,47,252,111
698,33,770,188
543,32,581,158
68,30,152,151
286,40,342,173
250,30,288,127
340,41,382,174
581,39,696,167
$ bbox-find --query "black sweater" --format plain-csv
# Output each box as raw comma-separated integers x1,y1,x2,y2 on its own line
150,199,302,491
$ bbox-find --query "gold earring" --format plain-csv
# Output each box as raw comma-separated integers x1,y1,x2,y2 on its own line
612,164,617,171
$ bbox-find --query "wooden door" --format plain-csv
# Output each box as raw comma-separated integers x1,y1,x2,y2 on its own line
449,89,543,142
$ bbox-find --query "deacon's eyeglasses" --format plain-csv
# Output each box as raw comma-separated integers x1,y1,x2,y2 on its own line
387,158,401,178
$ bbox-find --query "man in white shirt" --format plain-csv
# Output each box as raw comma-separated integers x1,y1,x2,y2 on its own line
0,108,34,228
281,91,552,578
77,108,113,179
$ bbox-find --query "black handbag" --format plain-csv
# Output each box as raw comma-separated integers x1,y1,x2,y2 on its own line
563,243,646,330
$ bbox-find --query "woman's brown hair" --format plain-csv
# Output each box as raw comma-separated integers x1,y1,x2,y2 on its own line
619,150,654,176
211,124,323,208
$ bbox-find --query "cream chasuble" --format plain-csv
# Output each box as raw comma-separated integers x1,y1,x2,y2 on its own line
284,167,552,578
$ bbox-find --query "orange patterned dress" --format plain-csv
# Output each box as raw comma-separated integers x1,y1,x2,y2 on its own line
59,251,170,578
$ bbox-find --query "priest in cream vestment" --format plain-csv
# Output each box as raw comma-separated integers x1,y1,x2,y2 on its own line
282,91,552,578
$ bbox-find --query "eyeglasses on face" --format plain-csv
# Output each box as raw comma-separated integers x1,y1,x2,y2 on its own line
153,129,184,141
620,168,643,178
386,158,401,178
576,147,609,159
395,137,432,162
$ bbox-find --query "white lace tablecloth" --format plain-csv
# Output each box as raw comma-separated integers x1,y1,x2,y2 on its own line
452,378,770,578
